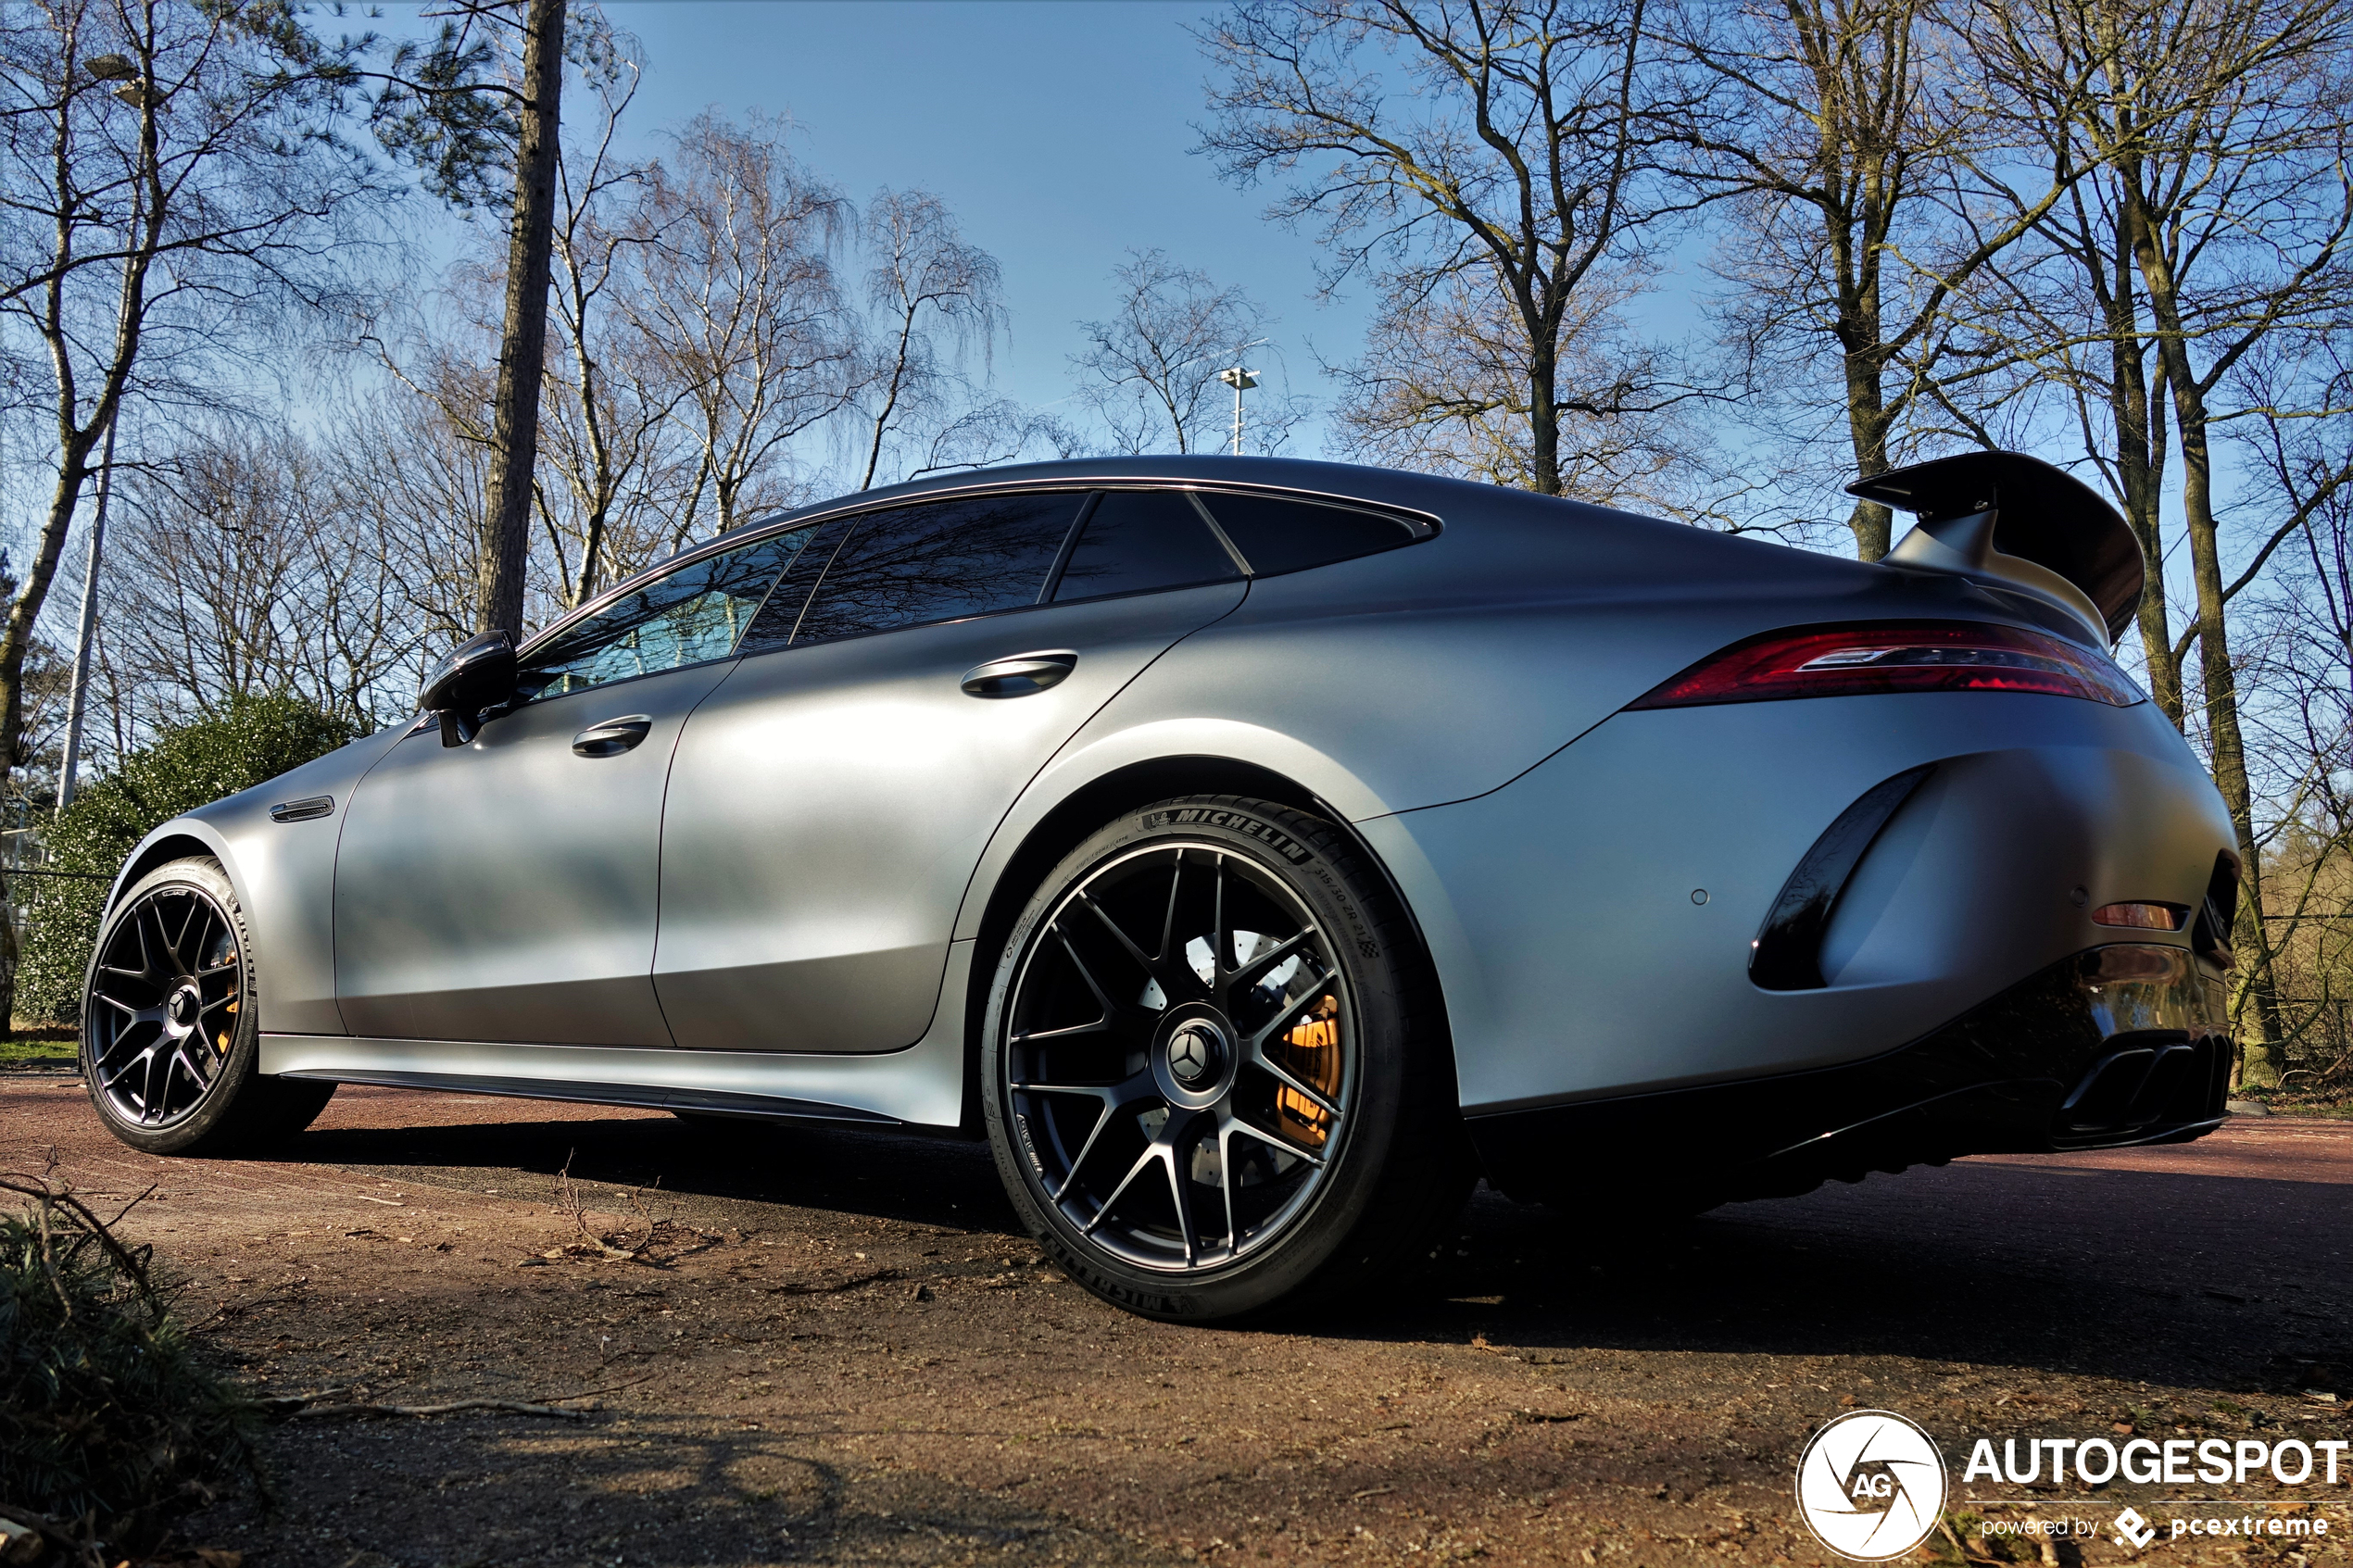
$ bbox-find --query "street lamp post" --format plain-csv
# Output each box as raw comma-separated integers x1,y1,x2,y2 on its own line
1216,366,1259,456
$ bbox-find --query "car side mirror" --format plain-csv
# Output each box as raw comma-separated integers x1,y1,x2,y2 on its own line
420,630,518,747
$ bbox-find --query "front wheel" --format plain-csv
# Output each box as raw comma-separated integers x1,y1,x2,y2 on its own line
82,856,333,1155
981,796,1473,1321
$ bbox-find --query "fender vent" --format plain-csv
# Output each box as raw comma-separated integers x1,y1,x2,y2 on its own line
1751,766,1934,990
2192,852,2238,967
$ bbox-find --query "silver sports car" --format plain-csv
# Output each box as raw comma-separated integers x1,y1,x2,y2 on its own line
80,450,2236,1319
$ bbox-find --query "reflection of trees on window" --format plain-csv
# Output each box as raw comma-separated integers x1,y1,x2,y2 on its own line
1054,490,1239,603
519,525,819,701
791,493,1084,645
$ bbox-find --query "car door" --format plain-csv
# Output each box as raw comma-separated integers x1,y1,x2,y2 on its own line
654,486,1251,1052
332,524,823,1046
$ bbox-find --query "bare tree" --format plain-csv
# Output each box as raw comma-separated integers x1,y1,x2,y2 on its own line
851,188,1008,489
535,26,685,606
479,0,562,635
1200,0,1684,495
102,425,439,733
335,388,498,655
2208,335,2353,1085
1657,0,2090,558
366,0,570,636
1330,257,1705,505
0,0,382,1015
2002,0,2348,1060
1069,249,1306,456
1942,162,2189,720
619,110,857,538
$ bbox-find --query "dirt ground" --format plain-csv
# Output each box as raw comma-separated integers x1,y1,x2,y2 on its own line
3,1073,2347,1568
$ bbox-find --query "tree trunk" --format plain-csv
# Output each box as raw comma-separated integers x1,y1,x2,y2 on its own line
2107,258,2181,727
2125,191,2281,1064
478,0,566,637
0,453,105,1029
1832,195,1894,560
1527,334,1561,497
1842,359,1894,559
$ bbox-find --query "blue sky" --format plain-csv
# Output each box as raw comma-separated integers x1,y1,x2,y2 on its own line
604,0,1377,446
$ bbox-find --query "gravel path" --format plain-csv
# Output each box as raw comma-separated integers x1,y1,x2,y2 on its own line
4,1079,2346,1567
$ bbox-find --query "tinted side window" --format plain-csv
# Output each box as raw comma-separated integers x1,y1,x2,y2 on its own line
1195,493,1415,576
792,492,1084,646
734,514,852,657
516,525,819,703
1052,490,1241,603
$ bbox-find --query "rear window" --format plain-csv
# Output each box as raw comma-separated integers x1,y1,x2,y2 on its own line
1195,492,1418,576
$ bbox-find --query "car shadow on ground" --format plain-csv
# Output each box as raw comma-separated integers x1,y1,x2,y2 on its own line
277,1111,2349,1402
196,1409,1193,1568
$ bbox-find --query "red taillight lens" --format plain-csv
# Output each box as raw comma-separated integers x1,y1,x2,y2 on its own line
1628,621,2143,709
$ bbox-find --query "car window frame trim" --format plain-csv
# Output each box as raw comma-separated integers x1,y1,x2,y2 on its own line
512,477,1441,665
509,520,837,710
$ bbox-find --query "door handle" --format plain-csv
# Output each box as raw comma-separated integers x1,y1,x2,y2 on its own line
961,651,1077,698
573,714,652,757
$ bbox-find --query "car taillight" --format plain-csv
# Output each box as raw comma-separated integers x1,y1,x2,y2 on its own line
1627,621,2143,709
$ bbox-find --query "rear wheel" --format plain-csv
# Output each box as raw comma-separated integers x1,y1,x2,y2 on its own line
981,796,1473,1320
82,857,333,1155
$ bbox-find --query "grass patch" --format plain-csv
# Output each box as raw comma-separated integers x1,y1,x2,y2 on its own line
2231,1084,2353,1119
0,1175,265,1555
0,1035,77,1068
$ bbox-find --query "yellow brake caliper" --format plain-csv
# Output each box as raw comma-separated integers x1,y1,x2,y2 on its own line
1273,994,1340,1147
218,950,237,1053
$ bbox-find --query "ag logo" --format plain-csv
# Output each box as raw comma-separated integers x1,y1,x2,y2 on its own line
1795,1410,1948,1561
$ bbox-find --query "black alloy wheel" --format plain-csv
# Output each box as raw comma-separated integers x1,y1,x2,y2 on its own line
983,796,1474,1320
82,857,333,1154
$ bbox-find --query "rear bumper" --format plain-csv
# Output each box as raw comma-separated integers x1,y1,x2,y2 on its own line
1358,690,2239,1113
1468,942,2231,1205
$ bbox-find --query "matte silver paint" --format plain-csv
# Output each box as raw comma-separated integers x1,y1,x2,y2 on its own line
652,580,1245,1052
1362,690,2232,1114
104,453,2234,1141
177,733,406,1035
333,662,732,1045
259,935,974,1124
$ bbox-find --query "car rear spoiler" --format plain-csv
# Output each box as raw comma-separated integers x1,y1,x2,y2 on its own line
1848,451,2145,645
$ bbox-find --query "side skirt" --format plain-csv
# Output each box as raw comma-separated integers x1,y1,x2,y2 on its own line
261,939,975,1130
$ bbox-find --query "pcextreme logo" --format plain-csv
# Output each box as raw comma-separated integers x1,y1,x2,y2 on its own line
1795,1410,1950,1561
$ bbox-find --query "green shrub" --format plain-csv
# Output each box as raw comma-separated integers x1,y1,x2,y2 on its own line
0,1179,263,1549
15,695,357,1023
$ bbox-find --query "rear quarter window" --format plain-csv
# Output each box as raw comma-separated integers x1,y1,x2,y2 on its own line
1196,493,1419,576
